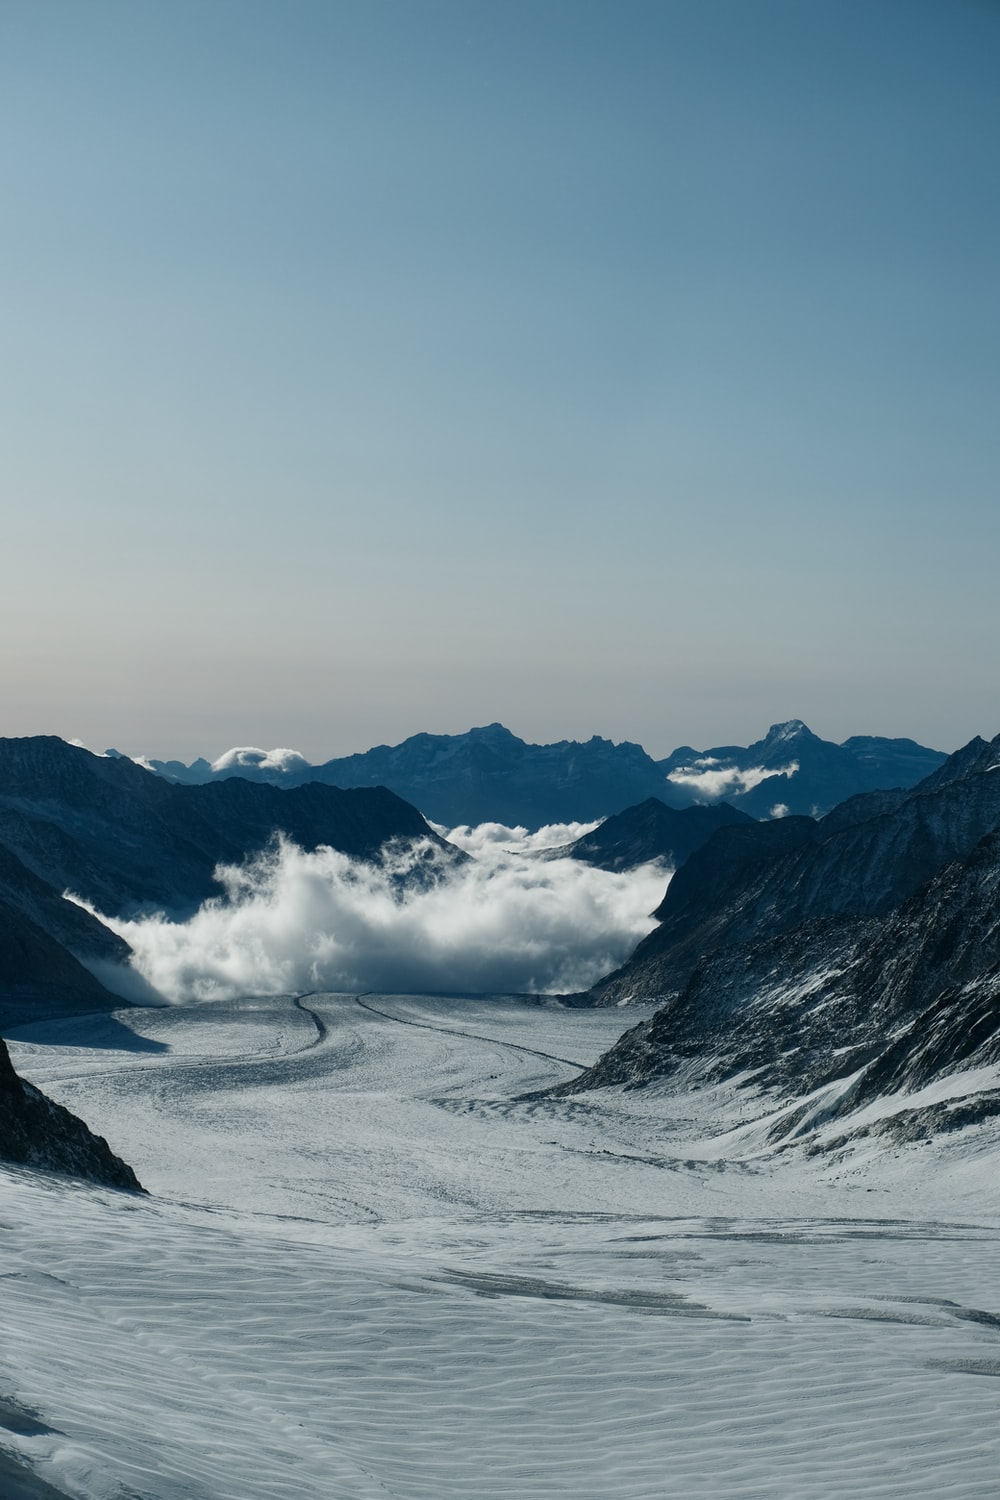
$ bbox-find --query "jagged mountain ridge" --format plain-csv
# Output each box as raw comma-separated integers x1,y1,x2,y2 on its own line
139,721,946,829
146,724,683,827
559,732,1000,1150
658,719,946,818
588,732,1000,1008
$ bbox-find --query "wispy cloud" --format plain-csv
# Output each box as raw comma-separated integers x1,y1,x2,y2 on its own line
667,760,799,800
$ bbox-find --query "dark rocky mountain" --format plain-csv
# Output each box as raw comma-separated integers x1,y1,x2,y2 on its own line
559,732,1000,1150
657,719,946,819
0,1036,142,1189
589,732,1000,1008
0,736,456,918
550,798,754,872
142,720,945,829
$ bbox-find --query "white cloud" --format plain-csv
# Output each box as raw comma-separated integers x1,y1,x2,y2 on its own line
431,819,602,857
77,826,665,1003
210,746,311,775
666,760,799,800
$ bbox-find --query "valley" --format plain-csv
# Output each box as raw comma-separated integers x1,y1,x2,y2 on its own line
2,993,999,1499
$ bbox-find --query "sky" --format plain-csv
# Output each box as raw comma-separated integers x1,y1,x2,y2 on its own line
1,0,998,762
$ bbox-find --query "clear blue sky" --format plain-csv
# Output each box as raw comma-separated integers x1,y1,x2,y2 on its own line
1,0,997,760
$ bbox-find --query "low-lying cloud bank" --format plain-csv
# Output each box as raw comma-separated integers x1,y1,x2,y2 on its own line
82,825,667,1004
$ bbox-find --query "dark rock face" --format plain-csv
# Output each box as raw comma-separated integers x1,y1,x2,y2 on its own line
562,734,1000,1148
0,736,456,917
0,1037,142,1190
550,798,754,872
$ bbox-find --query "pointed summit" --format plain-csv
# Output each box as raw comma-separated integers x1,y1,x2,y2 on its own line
762,720,814,744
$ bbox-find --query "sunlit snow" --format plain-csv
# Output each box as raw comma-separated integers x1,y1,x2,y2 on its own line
2,994,999,1499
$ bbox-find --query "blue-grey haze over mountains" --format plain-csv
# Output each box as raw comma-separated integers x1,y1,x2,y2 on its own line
1,0,997,759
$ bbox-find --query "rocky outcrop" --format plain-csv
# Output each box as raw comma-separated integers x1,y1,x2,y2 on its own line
0,1037,142,1189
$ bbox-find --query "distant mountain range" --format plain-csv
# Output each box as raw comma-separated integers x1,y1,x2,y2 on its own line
561,733,1000,1150
137,720,947,828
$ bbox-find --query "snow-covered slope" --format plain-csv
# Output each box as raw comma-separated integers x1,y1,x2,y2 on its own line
2,994,998,1499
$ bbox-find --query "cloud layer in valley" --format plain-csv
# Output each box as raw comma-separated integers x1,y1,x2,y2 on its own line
82,825,667,1004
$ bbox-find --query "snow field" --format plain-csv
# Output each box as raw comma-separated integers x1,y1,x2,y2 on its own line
2,994,999,1499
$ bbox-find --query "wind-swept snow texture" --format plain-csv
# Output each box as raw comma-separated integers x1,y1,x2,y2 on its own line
3,995,999,1499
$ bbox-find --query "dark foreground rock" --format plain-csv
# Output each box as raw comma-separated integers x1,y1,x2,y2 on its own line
0,1037,143,1190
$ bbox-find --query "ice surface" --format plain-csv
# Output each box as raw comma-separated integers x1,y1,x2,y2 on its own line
2,994,999,1498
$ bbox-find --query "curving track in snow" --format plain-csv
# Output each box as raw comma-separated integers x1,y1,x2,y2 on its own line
1,994,999,1500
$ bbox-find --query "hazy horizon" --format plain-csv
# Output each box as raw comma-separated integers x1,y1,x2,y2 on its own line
50,711,963,777
3,1,997,762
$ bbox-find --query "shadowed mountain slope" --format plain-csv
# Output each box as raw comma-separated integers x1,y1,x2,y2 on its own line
0,737,455,917
559,734,1000,1149
588,734,1000,1008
